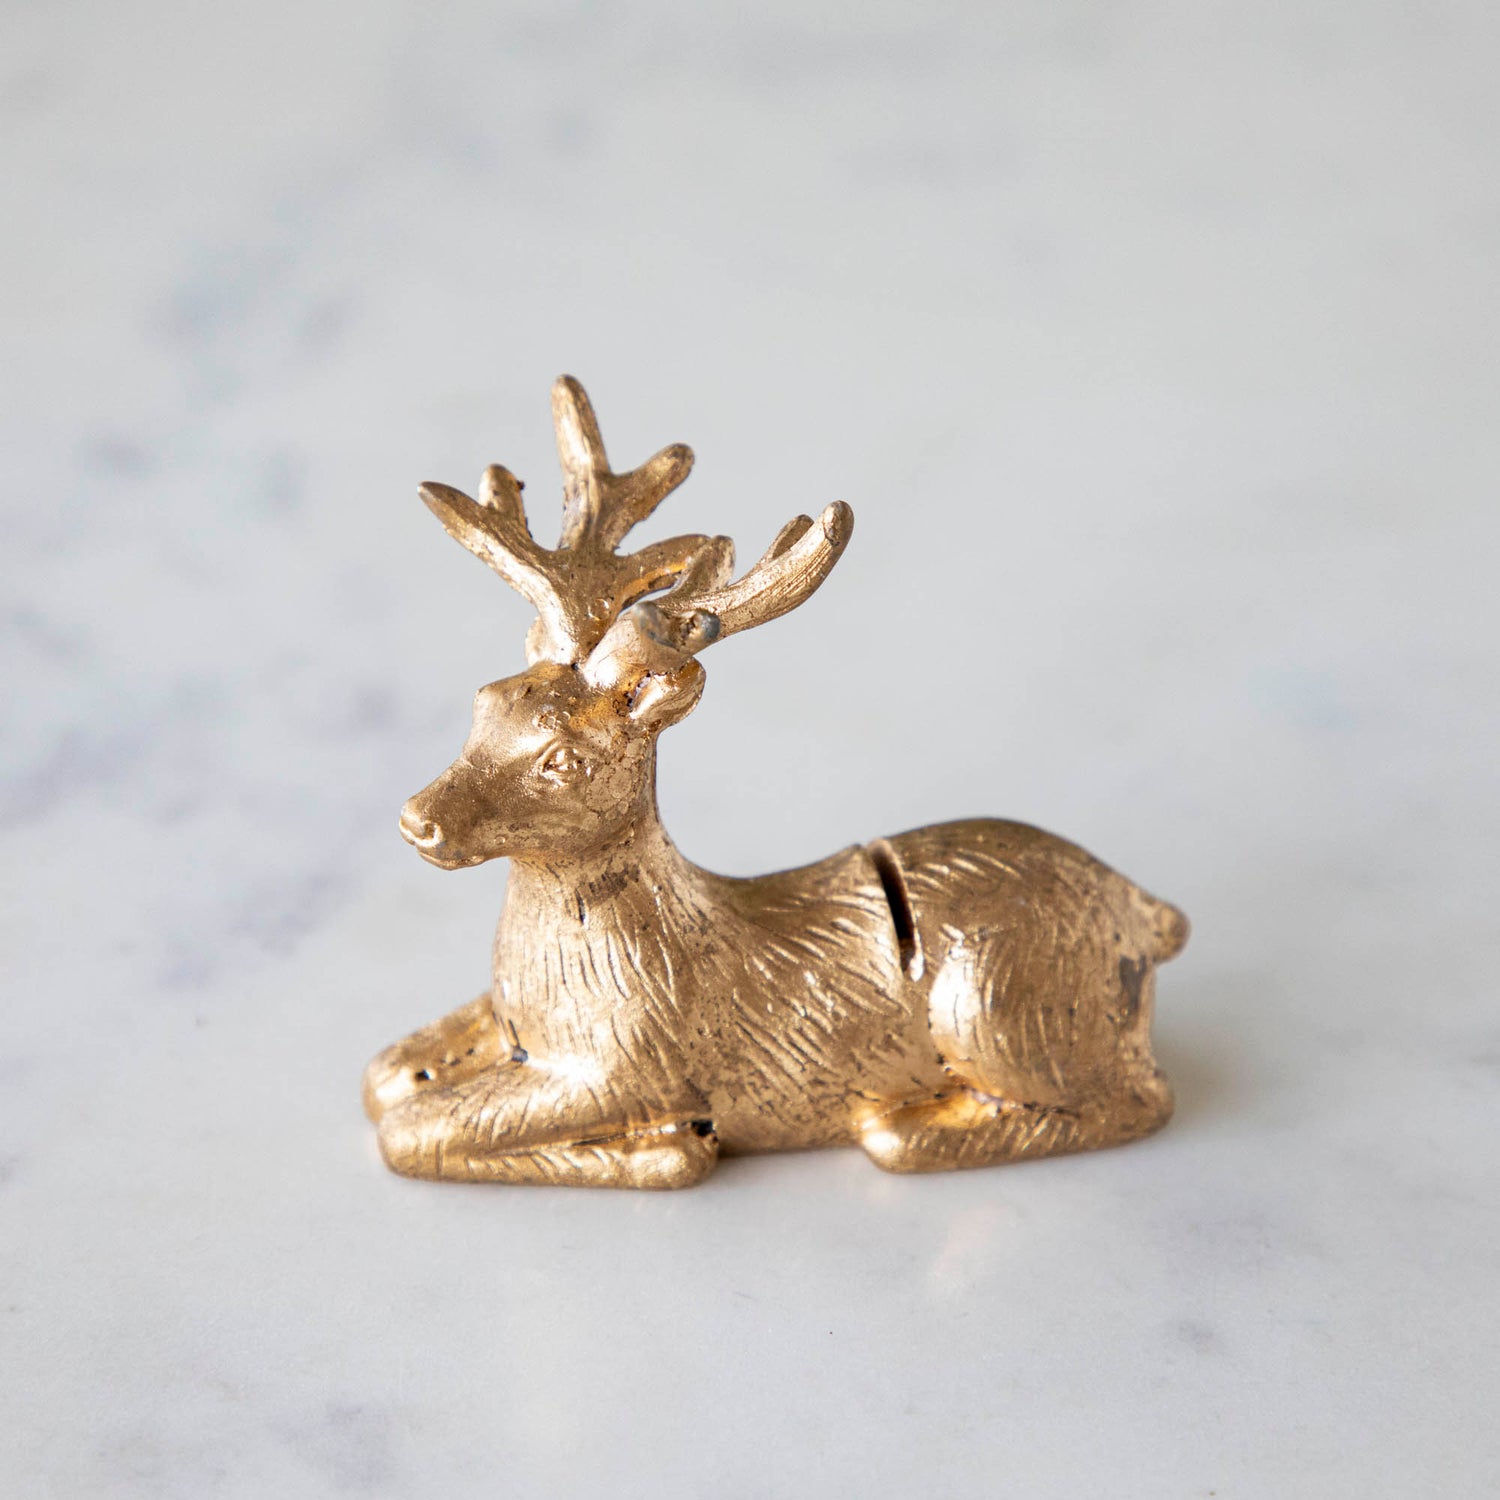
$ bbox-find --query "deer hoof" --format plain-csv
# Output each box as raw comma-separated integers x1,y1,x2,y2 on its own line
362,994,507,1122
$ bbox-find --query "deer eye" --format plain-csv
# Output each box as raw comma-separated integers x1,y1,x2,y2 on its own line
536,745,586,787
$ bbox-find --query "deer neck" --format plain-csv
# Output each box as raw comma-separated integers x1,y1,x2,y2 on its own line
503,794,694,919
488,777,725,1070
491,768,711,978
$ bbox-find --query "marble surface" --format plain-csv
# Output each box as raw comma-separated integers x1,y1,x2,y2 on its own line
4,3,1497,1495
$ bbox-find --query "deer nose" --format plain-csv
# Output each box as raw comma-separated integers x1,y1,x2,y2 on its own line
399,806,443,848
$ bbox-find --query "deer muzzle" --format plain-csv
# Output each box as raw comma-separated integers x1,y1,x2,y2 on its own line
399,777,490,869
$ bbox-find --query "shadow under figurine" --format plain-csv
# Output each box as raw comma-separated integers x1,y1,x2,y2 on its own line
364,376,1189,1187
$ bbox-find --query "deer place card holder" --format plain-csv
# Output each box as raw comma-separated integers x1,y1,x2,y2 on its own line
363,377,1189,1188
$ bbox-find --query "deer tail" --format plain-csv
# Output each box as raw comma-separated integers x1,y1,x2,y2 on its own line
1144,896,1191,963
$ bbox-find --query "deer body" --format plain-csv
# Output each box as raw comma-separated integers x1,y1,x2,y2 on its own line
363,379,1187,1187
491,826,927,1155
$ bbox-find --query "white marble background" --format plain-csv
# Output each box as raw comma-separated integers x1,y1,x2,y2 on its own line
4,2,1497,1495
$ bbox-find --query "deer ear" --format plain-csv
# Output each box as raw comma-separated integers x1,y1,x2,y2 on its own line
626,659,705,732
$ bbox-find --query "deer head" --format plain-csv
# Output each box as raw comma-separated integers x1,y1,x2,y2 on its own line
398,377,853,868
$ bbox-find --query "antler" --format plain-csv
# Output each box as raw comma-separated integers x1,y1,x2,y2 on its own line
585,501,854,687
419,377,712,664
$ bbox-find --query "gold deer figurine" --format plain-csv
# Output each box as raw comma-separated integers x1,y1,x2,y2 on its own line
364,377,1189,1187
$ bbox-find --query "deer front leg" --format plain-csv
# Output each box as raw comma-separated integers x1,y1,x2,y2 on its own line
375,1062,719,1189
362,994,510,1123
